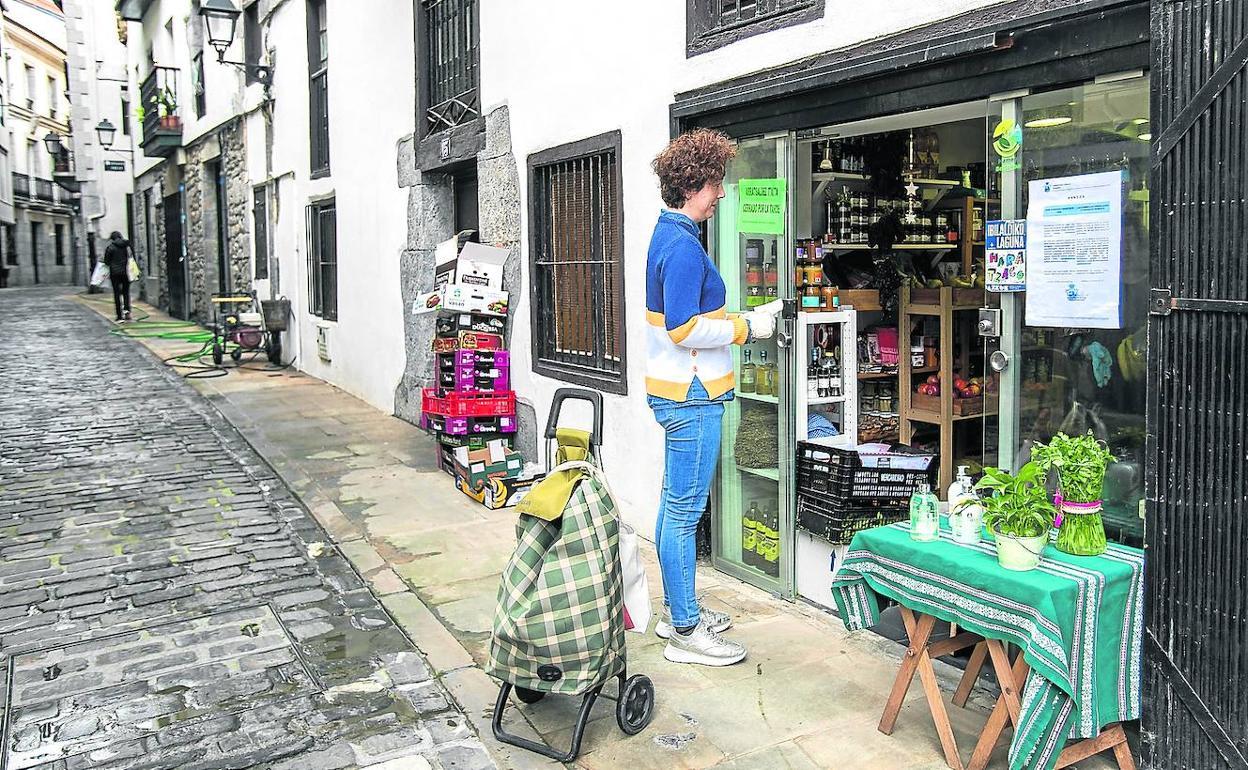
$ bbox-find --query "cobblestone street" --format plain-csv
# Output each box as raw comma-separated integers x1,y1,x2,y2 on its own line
0,288,494,770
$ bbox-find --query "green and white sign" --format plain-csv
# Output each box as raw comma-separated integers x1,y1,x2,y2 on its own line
737,178,787,234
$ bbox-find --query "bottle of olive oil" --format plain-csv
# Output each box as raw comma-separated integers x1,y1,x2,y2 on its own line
742,501,760,568
740,349,757,393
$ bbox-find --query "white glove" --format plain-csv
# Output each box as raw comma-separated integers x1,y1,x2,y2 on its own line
756,298,784,317
743,310,775,340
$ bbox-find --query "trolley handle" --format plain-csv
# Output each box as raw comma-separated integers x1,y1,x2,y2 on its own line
544,388,603,448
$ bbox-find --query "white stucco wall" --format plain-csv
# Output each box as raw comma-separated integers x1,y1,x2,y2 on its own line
250,0,412,414
482,0,1007,535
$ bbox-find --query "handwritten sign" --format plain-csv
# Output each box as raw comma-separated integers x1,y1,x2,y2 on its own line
737,178,787,235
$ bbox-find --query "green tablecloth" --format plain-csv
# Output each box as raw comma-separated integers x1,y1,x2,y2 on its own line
832,519,1143,770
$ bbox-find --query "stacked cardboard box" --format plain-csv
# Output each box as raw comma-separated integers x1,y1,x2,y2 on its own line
413,240,534,507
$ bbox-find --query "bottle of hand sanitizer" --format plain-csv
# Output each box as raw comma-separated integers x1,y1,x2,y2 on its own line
949,466,983,544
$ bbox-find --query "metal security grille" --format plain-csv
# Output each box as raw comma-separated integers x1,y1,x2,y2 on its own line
530,137,626,393
424,0,479,132
1145,0,1248,768
713,0,806,28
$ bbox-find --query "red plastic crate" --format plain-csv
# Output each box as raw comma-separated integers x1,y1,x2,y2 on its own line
421,388,516,417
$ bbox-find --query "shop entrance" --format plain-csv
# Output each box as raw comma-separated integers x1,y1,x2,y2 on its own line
710,78,1151,605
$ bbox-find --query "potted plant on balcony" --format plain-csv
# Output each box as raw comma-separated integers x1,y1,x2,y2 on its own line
1031,431,1113,556
152,88,180,130
974,461,1055,571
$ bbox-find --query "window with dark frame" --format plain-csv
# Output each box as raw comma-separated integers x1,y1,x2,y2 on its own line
528,131,627,394
192,51,206,118
253,185,269,280
687,0,823,56
307,0,330,175
4,226,15,266
422,0,479,136
120,86,131,135
307,199,336,321
244,2,262,85
54,224,64,265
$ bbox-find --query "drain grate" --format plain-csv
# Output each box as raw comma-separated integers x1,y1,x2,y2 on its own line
2,605,321,770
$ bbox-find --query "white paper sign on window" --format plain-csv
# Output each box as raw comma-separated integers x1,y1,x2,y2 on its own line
1024,171,1124,329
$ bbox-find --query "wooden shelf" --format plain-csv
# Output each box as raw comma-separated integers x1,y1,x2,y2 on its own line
812,172,957,187
858,366,939,380
823,243,958,251
906,408,998,425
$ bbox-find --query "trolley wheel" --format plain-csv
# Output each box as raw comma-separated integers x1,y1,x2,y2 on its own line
266,332,282,364
211,338,224,366
616,675,655,735
230,346,243,362
514,687,545,705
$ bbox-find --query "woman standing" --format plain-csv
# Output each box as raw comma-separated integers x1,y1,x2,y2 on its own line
103,231,134,321
647,129,775,667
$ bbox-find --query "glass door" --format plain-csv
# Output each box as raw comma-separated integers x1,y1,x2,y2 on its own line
991,75,1150,546
710,133,796,597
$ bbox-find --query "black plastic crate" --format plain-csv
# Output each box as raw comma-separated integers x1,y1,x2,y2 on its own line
796,493,908,546
797,442,933,501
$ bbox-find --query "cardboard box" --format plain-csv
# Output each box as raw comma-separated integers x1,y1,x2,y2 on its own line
443,285,508,316
436,312,506,337
433,236,460,291
453,442,525,492
456,242,509,289
413,285,509,318
432,331,504,353
457,473,542,509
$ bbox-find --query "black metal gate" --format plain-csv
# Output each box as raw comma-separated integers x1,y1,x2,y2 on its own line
163,192,186,320
1145,1,1248,767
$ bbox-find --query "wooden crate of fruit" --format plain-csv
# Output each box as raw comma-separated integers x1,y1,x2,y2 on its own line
912,392,985,416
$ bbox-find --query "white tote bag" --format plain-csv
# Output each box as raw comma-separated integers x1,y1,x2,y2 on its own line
90,262,108,287
618,521,652,634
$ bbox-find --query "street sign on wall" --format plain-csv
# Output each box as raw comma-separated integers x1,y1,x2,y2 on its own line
104,160,126,172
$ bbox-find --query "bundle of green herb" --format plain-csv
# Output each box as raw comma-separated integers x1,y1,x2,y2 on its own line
1031,431,1115,556
973,462,1055,539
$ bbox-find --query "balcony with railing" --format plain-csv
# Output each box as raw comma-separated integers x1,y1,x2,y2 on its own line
140,66,183,158
14,173,72,206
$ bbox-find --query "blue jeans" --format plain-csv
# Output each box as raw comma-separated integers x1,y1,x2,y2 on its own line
648,379,725,628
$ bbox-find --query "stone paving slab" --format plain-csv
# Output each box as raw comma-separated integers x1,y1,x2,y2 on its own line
0,288,493,770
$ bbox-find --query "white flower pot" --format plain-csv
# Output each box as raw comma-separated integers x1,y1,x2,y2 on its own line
991,527,1048,571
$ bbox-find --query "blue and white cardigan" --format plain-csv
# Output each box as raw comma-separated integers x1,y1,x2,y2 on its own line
645,210,748,402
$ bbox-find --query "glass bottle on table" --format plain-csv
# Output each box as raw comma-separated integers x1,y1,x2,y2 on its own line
909,483,940,541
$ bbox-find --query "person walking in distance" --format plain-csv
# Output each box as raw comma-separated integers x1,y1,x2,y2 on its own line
646,129,776,666
103,231,134,321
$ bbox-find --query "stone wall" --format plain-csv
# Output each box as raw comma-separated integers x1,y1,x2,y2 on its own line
393,106,536,461
182,118,252,323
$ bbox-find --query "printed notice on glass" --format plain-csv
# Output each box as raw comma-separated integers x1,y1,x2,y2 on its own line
1025,171,1123,328
985,219,1026,292
737,178,787,235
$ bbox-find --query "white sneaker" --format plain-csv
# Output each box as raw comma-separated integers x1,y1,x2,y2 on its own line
655,605,732,640
663,619,747,667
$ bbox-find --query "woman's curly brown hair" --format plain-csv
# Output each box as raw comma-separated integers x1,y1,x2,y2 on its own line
652,129,737,208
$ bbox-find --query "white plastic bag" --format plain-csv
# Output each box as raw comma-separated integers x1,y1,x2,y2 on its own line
619,522,652,634
126,256,141,282
90,262,108,287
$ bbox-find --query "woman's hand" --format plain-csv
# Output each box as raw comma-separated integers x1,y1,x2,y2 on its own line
742,311,775,341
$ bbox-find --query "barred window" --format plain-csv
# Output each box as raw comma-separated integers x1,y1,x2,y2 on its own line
307,199,336,321
422,0,479,135
528,132,627,394
687,0,823,56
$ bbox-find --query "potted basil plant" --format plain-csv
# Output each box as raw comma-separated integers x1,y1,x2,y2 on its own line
1031,431,1114,556
974,462,1055,571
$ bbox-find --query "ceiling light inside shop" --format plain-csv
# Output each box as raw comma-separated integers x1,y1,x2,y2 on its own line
1132,118,1149,125
1024,116,1073,128
1138,132,1153,141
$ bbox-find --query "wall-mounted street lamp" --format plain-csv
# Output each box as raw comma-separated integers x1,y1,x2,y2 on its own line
95,120,134,155
43,132,83,192
200,0,273,86
43,131,63,156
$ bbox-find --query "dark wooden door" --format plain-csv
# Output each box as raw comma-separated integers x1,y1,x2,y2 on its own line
1145,1,1248,767
163,192,186,320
